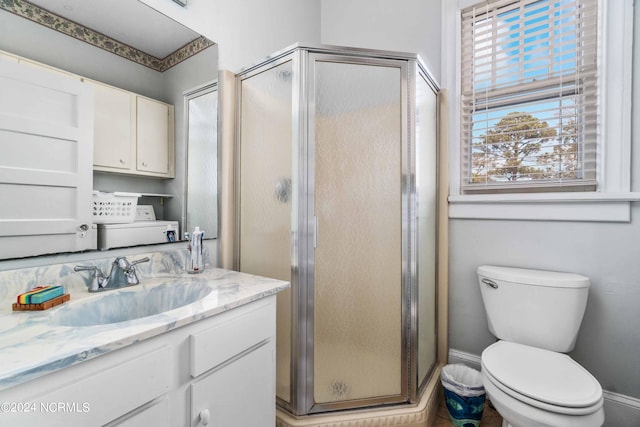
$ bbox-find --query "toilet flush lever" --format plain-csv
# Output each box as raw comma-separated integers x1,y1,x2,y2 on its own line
482,278,499,289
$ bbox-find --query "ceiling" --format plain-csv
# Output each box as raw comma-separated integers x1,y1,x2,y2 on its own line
26,0,201,59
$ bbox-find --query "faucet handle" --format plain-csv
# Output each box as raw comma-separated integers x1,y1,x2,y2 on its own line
73,265,106,291
115,256,149,285
130,257,150,266
74,265,103,277
115,256,149,271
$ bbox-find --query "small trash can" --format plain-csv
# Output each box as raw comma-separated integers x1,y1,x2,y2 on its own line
441,364,486,427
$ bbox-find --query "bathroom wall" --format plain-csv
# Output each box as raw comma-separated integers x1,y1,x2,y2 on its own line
139,0,322,72
447,2,640,423
319,0,442,84
140,0,442,79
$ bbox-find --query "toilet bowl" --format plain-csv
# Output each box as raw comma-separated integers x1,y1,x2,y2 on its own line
481,341,604,427
476,266,605,427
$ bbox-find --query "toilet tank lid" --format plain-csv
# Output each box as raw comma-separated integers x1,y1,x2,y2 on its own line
477,265,590,288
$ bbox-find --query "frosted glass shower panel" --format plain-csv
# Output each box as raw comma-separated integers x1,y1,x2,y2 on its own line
415,74,438,387
238,60,293,404
313,59,403,403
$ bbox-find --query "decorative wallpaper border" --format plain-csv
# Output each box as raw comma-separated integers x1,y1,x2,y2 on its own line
0,0,215,72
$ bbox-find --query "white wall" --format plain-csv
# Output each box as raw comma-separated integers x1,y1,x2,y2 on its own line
141,0,442,79
140,0,321,72
320,0,441,83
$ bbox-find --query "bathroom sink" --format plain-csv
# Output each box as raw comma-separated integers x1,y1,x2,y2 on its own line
49,282,212,327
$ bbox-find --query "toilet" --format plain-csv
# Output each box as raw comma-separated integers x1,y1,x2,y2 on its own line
477,265,605,427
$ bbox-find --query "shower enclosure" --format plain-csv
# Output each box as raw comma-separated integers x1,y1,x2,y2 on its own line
235,45,439,416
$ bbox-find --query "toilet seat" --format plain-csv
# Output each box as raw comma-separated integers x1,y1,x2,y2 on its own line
482,341,603,415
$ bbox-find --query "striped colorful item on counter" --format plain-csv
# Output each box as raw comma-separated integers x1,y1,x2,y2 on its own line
17,285,64,304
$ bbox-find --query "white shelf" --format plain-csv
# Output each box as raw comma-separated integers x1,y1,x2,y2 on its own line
139,193,174,198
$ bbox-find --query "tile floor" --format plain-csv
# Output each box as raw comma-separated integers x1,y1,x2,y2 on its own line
433,397,503,427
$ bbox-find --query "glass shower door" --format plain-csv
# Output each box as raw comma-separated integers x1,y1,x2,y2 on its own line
310,56,407,410
236,46,439,417
237,59,294,405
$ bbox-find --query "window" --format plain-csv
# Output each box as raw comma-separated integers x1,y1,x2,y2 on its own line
460,0,598,193
446,0,636,221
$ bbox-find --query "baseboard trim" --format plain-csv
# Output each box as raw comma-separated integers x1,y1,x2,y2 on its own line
602,390,640,409
449,348,640,426
601,390,640,426
448,348,481,370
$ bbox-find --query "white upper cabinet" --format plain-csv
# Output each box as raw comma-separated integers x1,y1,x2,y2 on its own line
137,96,173,176
0,50,18,63
0,56,95,258
89,81,175,179
18,58,81,80
91,81,135,171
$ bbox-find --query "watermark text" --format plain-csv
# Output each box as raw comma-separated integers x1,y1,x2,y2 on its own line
1,401,90,414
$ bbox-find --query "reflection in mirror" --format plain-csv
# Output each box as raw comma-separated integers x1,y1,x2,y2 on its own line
0,0,218,260
185,83,219,239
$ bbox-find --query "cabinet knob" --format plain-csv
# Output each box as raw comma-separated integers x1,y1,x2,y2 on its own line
142,161,148,167
119,159,125,164
199,409,211,426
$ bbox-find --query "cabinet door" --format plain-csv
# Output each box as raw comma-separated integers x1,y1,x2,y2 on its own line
19,58,80,80
137,96,172,176
0,50,19,63
191,342,275,427
92,81,135,170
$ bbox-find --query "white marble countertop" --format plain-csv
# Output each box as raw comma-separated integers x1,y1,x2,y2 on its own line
0,266,289,391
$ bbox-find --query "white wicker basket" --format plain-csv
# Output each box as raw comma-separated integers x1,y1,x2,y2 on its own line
92,191,141,224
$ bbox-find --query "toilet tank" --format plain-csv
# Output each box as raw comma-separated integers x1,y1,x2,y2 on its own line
477,265,590,352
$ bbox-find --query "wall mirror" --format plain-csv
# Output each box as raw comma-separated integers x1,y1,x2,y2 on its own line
185,83,219,238
0,0,219,260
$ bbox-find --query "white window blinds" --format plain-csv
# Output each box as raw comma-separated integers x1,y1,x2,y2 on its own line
460,0,598,192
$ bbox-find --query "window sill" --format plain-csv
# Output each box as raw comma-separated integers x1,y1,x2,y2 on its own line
448,192,640,222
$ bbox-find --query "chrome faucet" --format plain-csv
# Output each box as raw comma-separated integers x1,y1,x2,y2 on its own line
74,256,150,292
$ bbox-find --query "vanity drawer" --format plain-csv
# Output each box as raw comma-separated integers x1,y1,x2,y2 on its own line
190,297,276,377
0,345,170,427
108,396,170,427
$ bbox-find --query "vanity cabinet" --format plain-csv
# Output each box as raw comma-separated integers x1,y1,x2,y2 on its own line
90,80,175,178
189,293,276,426
0,296,277,427
191,343,274,426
